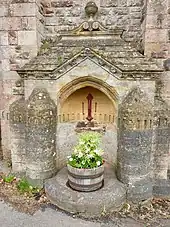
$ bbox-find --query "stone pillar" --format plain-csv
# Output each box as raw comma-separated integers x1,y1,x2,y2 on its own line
153,98,170,180
117,87,153,202
9,97,26,173
26,88,57,186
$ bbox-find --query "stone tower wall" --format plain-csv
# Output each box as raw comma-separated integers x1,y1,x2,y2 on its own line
43,0,144,46
0,0,45,159
143,0,170,105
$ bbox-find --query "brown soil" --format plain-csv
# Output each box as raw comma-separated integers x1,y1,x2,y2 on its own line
0,172,49,215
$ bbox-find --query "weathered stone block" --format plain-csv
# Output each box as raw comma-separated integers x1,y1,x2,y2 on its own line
9,3,36,16
127,0,143,7
21,17,36,30
164,58,170,71
127,181,153,201
51,0,73,8
0,32,8,45
145,29,167,42
153,180,170,197
0,5,8,17
18,31,37,45
8,31,18,45
100,0,118,7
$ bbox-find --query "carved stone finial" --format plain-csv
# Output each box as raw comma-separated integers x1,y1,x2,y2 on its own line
85,1,98,18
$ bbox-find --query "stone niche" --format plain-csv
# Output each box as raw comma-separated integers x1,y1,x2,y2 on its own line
59,86,115,124
56,85,117,169
26,88,57,186
117,87,154,202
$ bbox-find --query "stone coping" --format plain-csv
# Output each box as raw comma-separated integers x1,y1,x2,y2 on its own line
45,164,126,217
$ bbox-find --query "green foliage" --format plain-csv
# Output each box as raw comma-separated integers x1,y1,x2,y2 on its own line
3,175,15,183
38,39,52,55
57,56,63,65
68,132,104,169
17,178,40,195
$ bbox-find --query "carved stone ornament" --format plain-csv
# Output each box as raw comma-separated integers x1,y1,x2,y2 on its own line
85,1,98,18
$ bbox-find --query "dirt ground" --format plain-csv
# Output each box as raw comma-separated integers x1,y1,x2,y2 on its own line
0,162,170,227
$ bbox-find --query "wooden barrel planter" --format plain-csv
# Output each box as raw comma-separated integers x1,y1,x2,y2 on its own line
67,164,104,192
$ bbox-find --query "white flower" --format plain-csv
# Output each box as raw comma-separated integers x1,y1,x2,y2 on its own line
96,161,101,166
82,161,85,165
69,158,73,161
78,152,83,158
94,149,103,156
67,155,71,159
88,154,94,159
80,141,85,145
85,148,90,153
73,148,78,154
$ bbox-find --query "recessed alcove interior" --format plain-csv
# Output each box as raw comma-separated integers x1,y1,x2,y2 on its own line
59,86,115,124
56,85,118,169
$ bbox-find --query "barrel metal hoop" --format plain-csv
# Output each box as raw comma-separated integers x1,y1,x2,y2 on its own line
68,170,104,179
68,179,104,191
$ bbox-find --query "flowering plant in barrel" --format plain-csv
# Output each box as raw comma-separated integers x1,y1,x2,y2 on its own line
67,132,104,192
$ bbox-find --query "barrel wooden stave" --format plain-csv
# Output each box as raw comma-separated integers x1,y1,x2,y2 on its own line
67,164,104,192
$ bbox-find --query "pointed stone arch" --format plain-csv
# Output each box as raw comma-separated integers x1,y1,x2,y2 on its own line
57,76,118,109
56,76,119,168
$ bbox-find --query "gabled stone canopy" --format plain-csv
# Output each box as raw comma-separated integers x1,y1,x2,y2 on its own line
17,19,163,80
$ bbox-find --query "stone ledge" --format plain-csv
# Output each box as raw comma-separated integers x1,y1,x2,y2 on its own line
45,164,126,217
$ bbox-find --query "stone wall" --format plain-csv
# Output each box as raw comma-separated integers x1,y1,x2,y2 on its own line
0,0,45,159
143,0,170,106
144,0,169,58
44,0,144,46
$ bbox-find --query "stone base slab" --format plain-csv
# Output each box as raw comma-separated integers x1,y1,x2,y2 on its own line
45,164,126,217
153,180,170,198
